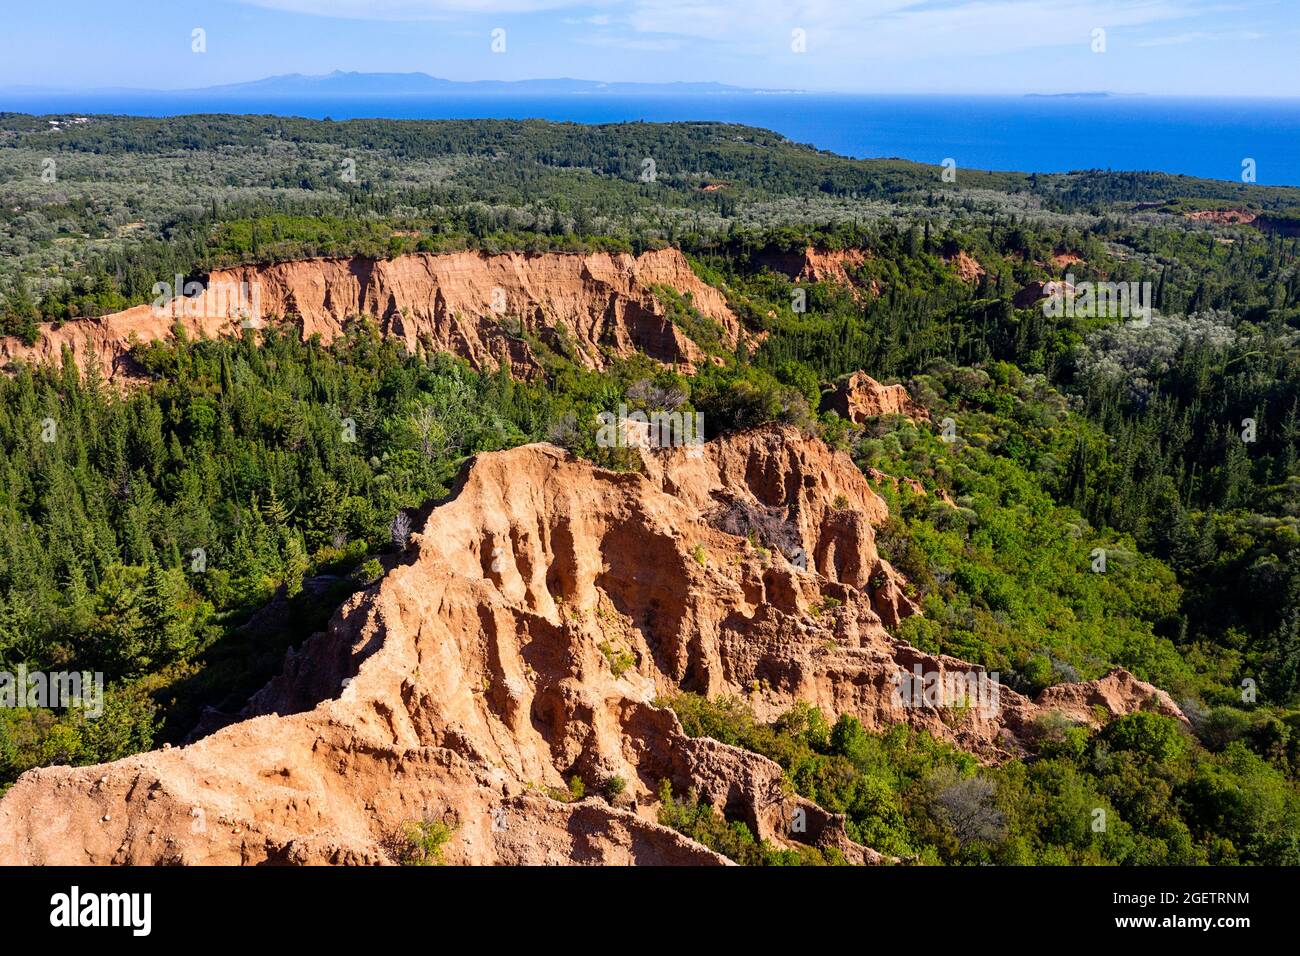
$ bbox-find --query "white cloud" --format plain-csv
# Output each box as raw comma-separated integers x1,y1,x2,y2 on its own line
622,0,1196,60
232,0,1229,65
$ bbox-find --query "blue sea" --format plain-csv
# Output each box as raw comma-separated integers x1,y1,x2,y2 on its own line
6,91,1300,187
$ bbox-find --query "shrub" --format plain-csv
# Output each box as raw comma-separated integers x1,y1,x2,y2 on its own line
352,558,384,586
396,818,456,866
1103,712,1189,762
598,641,636,678
927,769,1006,847
601,775,627,802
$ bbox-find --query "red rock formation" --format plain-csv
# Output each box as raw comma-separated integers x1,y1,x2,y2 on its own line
756,246,874,293
1013,278,1075,309
0,249,744,383
1035,669,1184,726
0,426,1183,865
947,251,986,283
1180,209,1300,237
1185,208,1258,226
821,371,930,424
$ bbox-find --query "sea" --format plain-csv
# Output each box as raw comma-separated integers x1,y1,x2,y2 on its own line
5,91,1299,187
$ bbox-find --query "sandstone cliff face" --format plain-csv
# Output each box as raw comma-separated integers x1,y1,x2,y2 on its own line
1185,208,1258,226
1182,209,1300,238
756,246,877,297
821,371,931,424
946,251,986,284
0,426,1182,866
0,249,742,383
1035,670,1186,726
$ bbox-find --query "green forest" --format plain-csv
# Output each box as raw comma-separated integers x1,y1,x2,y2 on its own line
1,114,1298,864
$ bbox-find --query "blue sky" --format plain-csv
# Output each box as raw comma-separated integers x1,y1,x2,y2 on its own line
1,0,1296,95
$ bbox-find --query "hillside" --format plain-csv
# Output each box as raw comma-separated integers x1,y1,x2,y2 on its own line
0,426,1183,865
0,116,1298,866
0,248,743,381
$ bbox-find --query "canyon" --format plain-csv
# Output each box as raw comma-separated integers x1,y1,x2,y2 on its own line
0,424,1183,865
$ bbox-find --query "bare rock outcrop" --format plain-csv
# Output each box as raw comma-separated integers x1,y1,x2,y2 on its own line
821,371,930,424
756,246,876,297
1034,669,1185,727
1181,209,1300,238
1050,252,1085,270
946,251,985,284
1013,278,1075,309
0,426,1183,865
0,248,743,383
1185,208,1258,226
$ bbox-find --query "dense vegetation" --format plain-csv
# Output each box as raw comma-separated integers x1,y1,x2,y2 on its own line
5,113,1299,337
665,694,1300,865
1,114,1298,865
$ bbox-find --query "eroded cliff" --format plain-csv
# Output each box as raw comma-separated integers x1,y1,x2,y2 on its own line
755,246,877,296
0,425,1184,865
0,248,743,382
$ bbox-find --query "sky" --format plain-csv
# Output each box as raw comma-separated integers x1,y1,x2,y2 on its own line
0,0,1296,96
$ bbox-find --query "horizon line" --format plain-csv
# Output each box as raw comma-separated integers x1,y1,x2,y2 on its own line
5,71,1300,100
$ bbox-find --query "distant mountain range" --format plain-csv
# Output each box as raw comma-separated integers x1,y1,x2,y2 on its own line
1,71,788,97
0,74,1138,101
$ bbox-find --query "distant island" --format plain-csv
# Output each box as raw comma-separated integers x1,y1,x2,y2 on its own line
0,71,784,98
